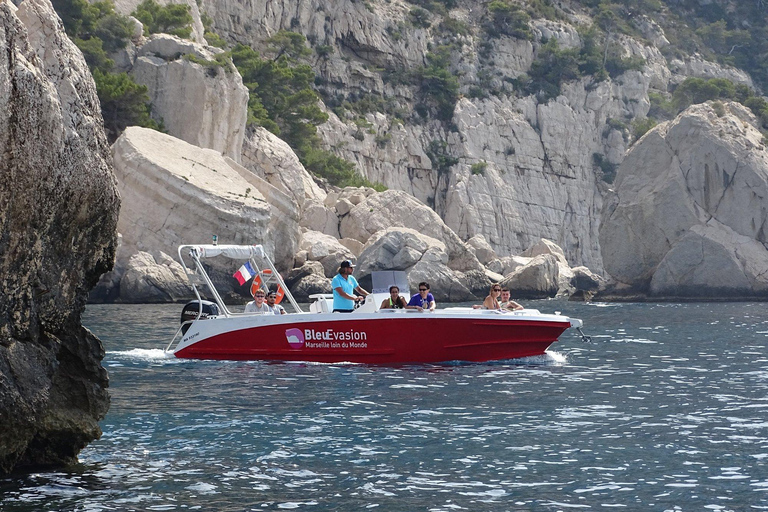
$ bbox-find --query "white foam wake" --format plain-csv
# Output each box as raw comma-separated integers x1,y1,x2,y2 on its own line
106,348,175,360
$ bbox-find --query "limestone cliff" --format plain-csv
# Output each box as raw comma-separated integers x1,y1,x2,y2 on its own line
0,0,118,473
195,0,754,273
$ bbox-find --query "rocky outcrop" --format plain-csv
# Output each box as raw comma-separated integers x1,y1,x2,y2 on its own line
600,101,768,298
0,0,118,473
130,35,249,161
100,126,300,302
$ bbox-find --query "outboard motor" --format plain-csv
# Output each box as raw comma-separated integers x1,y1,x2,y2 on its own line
180,300,220,334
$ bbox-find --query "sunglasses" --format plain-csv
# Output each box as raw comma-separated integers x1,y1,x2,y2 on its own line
419,288,428,291
492,288,501,292
254,295,265,298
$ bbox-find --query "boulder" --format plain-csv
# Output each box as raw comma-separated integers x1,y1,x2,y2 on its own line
467,234,497,265
131,35,248,160
284,261,325,289
300,199,340,238
118,251,194,303
0,0,118,473
284,260,331,301
340,190,483,272
501,254,560,299
487,255,530,276
300,230,355,278
356,228,479,301
650,222,768,297
241,126,326,210
570,266,604,293
600,101,768,297
522,238,569,265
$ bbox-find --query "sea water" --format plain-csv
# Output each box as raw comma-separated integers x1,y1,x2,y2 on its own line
2,301,768,511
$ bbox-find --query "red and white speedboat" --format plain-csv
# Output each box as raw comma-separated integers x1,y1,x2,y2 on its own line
166,244,588,363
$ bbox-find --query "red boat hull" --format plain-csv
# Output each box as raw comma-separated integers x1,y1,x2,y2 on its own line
173,313,572,363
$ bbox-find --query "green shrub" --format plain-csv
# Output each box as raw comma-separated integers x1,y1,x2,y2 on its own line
413,47,460,121
409,7,431,28
470,161,488,175
486,0,533,40
93,69,162,142
593,153,617,183
524,39,580,100
425,139,458,174
631,117,657,140
132,0,193,38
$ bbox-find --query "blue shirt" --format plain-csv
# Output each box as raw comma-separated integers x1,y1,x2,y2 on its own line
332,273,359,310
408,292,434,309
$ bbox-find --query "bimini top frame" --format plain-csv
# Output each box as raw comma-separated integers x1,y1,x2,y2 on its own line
177,244,303,316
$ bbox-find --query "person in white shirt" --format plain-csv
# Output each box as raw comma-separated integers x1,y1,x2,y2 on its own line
244,289,271,313
266,290,286,314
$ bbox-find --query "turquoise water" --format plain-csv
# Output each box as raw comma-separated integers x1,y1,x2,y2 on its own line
2,301,768,511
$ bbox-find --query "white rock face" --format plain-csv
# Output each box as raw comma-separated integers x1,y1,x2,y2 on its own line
113,127,299,271
600,101,768,297
670,54,755,89
131,35,248,161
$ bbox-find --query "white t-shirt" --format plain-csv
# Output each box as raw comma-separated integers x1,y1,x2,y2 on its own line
268,304,286,315
245,301,272,313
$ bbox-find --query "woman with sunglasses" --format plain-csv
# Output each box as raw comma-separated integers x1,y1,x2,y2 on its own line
475,284,502,310
407,282,435,312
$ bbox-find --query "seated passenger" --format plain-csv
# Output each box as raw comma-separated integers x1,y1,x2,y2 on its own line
266,290,287,314
380,285,412,310
408,282,435,312
474,284,502,310
499,287,524,311
244,289,271,313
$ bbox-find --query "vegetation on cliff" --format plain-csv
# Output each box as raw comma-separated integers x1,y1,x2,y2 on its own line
51,0,169,141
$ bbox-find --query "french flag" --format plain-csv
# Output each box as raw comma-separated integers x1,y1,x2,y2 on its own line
233,261,255,286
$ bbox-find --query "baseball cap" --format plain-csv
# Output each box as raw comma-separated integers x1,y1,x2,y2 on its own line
339,260,355,268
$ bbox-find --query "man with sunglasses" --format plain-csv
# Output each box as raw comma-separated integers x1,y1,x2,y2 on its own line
244,289,271,313
407,282,435,312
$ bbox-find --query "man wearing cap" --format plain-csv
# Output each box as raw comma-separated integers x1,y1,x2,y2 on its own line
332,260,369,313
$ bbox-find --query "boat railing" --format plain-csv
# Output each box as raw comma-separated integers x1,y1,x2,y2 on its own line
165,321,193,353
177,244,304,318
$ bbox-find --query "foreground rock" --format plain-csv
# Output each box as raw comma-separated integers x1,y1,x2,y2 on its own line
0,0,118,474
600,102,768,298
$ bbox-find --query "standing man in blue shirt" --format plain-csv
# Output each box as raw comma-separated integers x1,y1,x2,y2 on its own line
332,260,370,312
